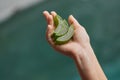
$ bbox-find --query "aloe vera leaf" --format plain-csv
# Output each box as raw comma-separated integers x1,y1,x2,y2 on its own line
53,16,69,37
54,15,62,27
55,25,74,44
54,21,68,36
54,21,63,34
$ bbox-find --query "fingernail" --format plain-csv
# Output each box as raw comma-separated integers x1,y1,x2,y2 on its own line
43,11,46,14
70,15,73,17
51,11,54,14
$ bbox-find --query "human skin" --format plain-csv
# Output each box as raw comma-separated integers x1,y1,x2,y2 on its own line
43,11,107,80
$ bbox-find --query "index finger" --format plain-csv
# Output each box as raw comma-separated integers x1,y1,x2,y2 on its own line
43,11,53,25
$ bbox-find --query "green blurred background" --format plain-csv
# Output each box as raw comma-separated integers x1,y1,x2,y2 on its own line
0,0,120,80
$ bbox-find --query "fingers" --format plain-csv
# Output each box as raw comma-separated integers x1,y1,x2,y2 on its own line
51,11,57,18
43,11,53,25
46,25,54,45
68,15,82,30
43,11,55,45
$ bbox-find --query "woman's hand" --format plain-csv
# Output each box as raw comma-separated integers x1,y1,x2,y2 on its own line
43,11,90,58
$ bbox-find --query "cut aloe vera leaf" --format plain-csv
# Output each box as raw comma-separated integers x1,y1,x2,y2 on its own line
52,15,64,40
54,21,69,36
54,21,63,34
54,15,63,27
53,15,63,35
55,25,74,44
53,15,69,37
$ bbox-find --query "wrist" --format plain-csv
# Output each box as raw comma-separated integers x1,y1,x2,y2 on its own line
72,46,99,80
71,43,93,60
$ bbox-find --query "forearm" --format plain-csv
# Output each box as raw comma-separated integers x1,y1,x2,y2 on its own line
73,53,99,80
72,44,107,80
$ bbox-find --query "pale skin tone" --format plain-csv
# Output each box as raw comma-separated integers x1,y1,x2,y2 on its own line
43,11,107,80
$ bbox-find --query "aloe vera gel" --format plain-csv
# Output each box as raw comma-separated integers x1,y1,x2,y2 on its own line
52,14,74,45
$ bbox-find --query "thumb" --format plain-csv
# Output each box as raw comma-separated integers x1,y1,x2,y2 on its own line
68,15,82,29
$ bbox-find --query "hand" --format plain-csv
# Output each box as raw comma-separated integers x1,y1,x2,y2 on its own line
43,11,90,58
